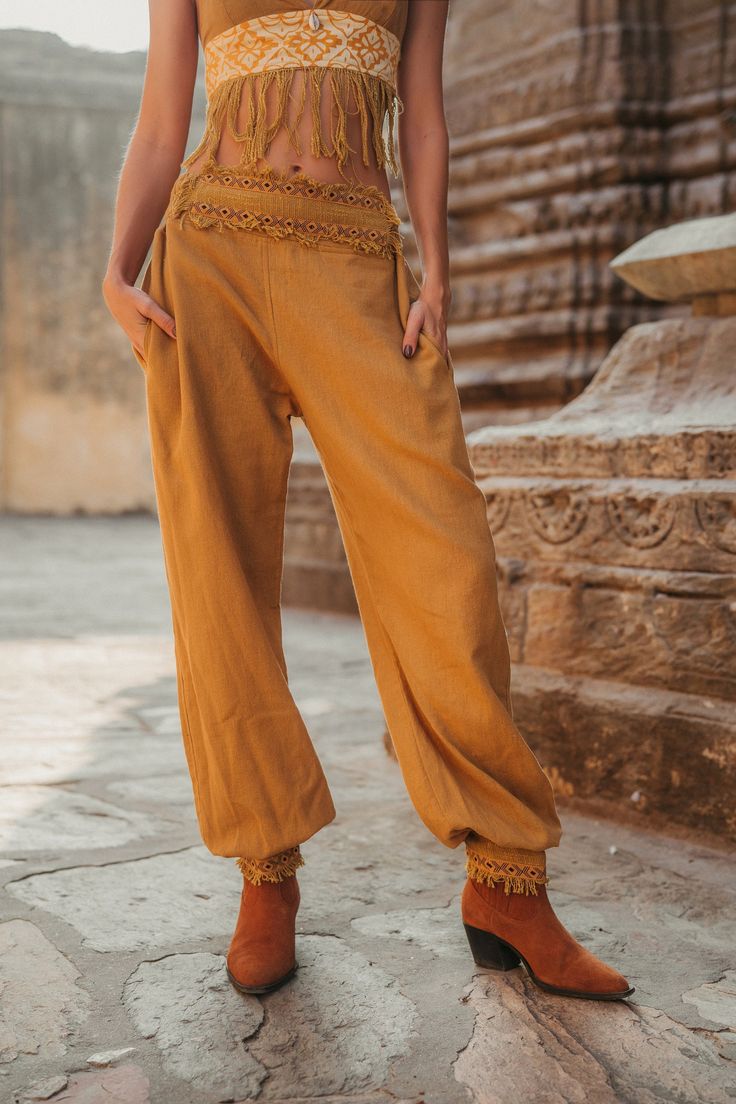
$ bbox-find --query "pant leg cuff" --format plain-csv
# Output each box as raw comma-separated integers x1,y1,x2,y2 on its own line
465,837,548,896
236,845,304,886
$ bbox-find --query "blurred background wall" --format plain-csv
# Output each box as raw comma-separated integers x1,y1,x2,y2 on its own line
1,3,734,511
0,30,204,512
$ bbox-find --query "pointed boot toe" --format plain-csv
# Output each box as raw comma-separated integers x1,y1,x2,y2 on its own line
226,875,300,995
530,945,635,1001
461,877,634,1001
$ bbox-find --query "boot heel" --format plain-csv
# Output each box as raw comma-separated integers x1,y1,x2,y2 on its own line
463,923,522,971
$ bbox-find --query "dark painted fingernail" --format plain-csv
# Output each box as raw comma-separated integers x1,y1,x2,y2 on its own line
403,344,413,358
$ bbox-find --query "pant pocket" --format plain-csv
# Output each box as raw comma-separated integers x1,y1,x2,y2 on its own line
141,316,154,370
131,316,152,373
417,327,454,374
394,251,454,375
132,225,167,373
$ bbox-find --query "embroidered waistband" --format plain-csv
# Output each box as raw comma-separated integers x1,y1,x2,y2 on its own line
204,9,401,98
166,163,404,259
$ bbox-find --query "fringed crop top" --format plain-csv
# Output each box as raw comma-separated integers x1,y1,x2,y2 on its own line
186,1,409,177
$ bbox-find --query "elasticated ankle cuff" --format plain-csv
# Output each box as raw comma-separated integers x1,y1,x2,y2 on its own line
236,845,304,886
465,836,548,896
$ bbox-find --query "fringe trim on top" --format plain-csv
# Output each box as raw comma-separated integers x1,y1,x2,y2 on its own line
182,66,403,183
236,846,304,886
465,841,549,897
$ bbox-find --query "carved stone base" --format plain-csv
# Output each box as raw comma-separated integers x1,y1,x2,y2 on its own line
511,666,736,839
468,314,736,840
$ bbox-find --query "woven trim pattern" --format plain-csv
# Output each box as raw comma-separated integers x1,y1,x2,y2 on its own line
186,199,402,256
167,164,404,258
236,846,304,886
465,840,549,897
205,9,401,97
196,167,399,219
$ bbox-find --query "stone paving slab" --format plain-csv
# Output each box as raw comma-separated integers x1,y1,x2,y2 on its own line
454,975,736,1104
0,920,91,1064
1,516,735,1104
39,1064,150,1104
0,787,171,852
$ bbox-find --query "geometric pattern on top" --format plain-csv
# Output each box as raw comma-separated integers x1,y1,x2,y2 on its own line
205,8,401,98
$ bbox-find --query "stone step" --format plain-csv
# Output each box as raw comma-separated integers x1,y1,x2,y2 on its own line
511,663,736,839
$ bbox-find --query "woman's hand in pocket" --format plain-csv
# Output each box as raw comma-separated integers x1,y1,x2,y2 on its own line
102,275,176,360
401,285,450,359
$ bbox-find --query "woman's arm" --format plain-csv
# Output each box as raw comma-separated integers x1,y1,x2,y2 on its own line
397,0,451,359
102,0,199,358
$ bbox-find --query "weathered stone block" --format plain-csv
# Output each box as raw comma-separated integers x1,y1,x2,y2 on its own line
610,213,736,302
122,940,415,1100
47,1064,149,1104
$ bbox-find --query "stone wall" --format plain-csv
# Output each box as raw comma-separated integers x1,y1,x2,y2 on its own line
0,31,205,512
441,0,736,428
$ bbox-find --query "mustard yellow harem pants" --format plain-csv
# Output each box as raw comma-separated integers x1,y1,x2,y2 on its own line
136,164,562,893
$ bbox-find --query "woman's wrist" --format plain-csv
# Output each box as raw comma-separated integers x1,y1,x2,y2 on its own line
421,260,451,290
103,266,137,292
103,269,124,289
421,276,452,313
104,243,149,290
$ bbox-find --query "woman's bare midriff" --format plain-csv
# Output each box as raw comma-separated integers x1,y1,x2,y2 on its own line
186,68,395,201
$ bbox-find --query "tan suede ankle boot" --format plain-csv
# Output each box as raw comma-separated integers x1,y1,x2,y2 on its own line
461,877,634,1001
226,875,300,994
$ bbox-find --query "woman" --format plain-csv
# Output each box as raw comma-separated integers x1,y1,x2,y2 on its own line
103,0,633,1002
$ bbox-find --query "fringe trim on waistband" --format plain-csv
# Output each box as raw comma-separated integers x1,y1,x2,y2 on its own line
236,846,304,886
465,841,549,897
182,66,402,182
167,168,201,225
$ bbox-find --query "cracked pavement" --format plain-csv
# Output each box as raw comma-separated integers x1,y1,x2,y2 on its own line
1,516,735,1103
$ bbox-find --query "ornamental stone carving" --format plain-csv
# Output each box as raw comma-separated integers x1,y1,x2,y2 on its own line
606,495,678,550
484,491,511,535
695,497,736,556
523,488,589,545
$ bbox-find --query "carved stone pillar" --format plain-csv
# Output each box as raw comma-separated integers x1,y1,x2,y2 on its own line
467,213,736,839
